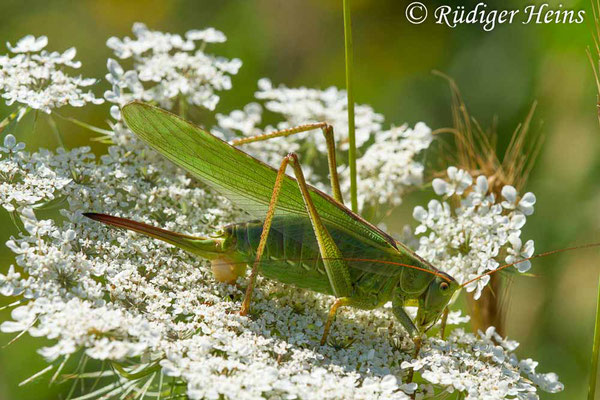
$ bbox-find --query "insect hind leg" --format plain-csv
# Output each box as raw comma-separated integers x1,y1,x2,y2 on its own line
239,152,352,323
231,123,344,204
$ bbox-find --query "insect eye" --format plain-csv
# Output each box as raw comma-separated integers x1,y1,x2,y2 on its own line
440,282,449,291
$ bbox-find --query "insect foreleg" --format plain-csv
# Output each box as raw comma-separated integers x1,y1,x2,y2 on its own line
392,290,423,384
391,298,419,340
231,123,344,204
439,307,449,339
230,122,328,146
393,298,421,383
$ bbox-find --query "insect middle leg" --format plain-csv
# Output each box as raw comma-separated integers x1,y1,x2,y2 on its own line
239,152,354,336
231,123,344,204
320,297,351,345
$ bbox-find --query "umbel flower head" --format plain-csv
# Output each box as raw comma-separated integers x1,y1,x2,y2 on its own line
0,35,103,113
216,83,432,210
409,167,536,299
254,78,384,152
104,22,242,120
341,122,433,211
0,25,561,400
0,137,560,399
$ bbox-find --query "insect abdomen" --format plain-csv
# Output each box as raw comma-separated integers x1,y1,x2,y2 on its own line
225,216,425,303
226,218,335,294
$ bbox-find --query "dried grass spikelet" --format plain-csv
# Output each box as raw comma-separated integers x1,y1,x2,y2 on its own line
433,71,543,336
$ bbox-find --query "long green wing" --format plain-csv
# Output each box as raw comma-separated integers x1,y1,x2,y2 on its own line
122,102,397,251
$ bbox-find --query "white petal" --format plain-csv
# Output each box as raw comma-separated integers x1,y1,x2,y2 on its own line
432,178,449,196
413,206,427,222
501,185,517,204
475,175,488,193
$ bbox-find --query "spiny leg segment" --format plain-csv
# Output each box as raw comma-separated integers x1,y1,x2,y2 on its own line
239,152,353,346
238,153,290,316
320,297,351,345
231,123,344,204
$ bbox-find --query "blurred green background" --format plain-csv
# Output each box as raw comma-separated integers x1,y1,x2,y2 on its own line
0,0,599,398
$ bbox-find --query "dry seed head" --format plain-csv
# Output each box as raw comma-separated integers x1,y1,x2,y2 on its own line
433,71,543,197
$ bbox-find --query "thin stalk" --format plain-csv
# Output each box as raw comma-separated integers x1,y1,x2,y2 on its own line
157,370,164,400
19,365,53,386
112,361,161,380
588,271,600,400
54,112,113,135
343,0,357,212
589,3,600,392
87,360,106,392
178,96,187,119
31,110,39,136
48,114,66,149
8,210,25,233
50,354,70,385
0,106,29,133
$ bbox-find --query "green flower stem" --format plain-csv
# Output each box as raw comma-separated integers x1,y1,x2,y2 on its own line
48,114,66,149
0,106,29,135
588,272,600,400
343,0,357,212
54,112,113,136
111,361,161,380
179,96,188,119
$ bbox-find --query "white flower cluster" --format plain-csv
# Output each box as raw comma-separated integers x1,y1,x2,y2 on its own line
215,103,322,188
402,327,563,399
104,23,241,120
340,123,433,211
0,132,560,398
411,167,536,299
216,84,432,207
216,102,301,168
0,135,73,213
253,78,384,152
0,35,103,113
0,25,562,400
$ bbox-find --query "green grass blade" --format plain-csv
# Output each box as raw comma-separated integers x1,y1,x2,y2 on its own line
588,272,600,400
343,0,357,212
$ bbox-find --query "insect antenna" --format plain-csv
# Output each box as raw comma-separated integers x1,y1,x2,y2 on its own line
334,258,453,281
461,242,600,288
